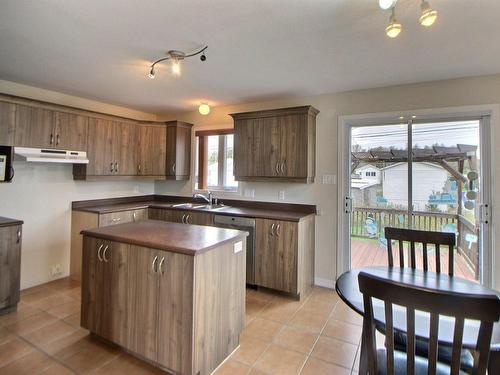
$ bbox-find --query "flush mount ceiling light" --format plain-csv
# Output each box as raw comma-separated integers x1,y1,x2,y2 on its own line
379,0,438,38
148,46,207,79
198,103,210,115
379,0,397,10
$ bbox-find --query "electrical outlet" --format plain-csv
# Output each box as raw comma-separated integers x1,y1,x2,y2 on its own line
244,189,255,198
322,174,336,185
317,208,323,216
50,263,62,278
278,190,285,201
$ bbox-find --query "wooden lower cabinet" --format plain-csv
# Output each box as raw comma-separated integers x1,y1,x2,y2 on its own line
149,208,214,226
0,224,22,313
81,235,244,375
255,216,314,298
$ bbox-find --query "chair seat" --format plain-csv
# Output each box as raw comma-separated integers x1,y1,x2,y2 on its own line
376,349,468,375
393,331,474,371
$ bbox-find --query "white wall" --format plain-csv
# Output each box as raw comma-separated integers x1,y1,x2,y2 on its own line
156,73,500,290
0,81,156,289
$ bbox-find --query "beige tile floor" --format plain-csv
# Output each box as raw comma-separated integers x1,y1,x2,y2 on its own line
0,278,364,374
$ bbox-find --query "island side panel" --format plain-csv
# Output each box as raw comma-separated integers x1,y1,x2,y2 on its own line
193,240,246,375
71,211,98,281
298,215,315,298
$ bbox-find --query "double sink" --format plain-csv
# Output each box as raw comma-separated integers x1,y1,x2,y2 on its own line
171,203,230,211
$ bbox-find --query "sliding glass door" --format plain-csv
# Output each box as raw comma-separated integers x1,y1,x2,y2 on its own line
347,117,489,283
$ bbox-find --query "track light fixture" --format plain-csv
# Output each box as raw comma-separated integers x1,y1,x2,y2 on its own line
148,46,208,79
379,0,438,38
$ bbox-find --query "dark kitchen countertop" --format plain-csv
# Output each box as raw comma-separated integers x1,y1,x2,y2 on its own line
81,220,248,256
73,195,316,222
0,216,23,227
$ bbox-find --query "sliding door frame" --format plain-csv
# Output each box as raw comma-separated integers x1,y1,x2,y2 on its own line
337,105,496,287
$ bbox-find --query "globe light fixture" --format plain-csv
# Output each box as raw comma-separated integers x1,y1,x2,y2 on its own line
379,0,397,10
198,103,210,115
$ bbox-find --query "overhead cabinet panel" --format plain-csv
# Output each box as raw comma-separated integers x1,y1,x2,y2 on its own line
0,101,16,146
231,106,318,183
138,123,167,176
54,112,88,151
15,105,54,148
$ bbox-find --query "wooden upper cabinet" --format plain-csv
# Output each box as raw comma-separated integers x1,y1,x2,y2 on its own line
15,105,54,148
166,121,193,180
231,106,318,183
114,121,138,176
54,112,88,151
138,123,167,177
0,101,16,146
86,118,115,176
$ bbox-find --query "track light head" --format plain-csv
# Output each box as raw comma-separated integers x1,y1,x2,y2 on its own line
386,9,402,38
148,66,155,79
419,1,438,27
200,52,206,62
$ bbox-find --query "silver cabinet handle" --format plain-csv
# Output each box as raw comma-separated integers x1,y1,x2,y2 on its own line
97,244,104,262
111,217,121,223
270,223,275,236
159,257,165,274
102,245,110,262
185,214,190,224
152,255,158,273
276,224,281,237
181,214,186,224
137,164,141,174
275,162,280,175
110,162,114,172
50,133,54,145
280,162,285,174
133,212,137,222
17,229,21,244
172,162,176,174
114,163,118,173
56,134,60,146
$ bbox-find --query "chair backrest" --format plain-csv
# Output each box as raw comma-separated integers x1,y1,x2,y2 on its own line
384,227,456,276
358,272,500,375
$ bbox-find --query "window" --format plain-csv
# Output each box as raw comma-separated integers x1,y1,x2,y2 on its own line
195,129,238,192
365,171,376,177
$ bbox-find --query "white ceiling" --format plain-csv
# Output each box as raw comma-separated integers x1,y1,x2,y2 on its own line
1,0,500,114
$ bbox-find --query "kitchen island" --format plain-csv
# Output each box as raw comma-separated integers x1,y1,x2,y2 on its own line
80,220,248,375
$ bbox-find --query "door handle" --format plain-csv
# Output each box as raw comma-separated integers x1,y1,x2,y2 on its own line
280,162,285,174
270,223,275,236
111,217,121,223
110,162,114,172
97,244,104,262
137,164,141,174
56,134,60,146
102,245,110,262
276,224,281,237
133,212,137,222
181,214,186,224
172,163,176,174
185,214,190,224
114,163,118,173
152,255,158,273
50,133,54,145
17,229,21,244
275,162,280,175
159,257,165,275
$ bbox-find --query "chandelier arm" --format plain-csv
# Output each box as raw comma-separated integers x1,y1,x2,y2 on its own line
151,56,171,67
184,45,208,58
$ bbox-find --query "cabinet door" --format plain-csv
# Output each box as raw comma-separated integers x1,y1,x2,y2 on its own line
184,211,214,226
233,120,251,178
131,208,148,222
255,219,297,293
166,123,191,179
98,241,129,345
138,124,166,176
54,112,88,151
0,225,21,310
157,251,194,374
252,117,281,177
0,101,16,146
87,118,115,175
15,105,55,148
127,246,160,361
148,208,176,221
114,122,138,176
279,114,308,178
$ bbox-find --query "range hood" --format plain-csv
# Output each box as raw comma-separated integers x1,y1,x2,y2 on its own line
14,147,89,164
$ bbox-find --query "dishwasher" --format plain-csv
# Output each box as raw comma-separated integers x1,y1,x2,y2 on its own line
213,215,256,285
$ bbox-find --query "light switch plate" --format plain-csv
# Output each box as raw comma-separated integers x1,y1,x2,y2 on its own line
234,241,243,254
278,190,285,200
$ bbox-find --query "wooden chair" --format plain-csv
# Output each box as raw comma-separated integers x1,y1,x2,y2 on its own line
385,227,456,276
358,272,500,375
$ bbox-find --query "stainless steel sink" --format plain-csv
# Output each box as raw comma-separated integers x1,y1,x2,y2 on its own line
171,203,230,211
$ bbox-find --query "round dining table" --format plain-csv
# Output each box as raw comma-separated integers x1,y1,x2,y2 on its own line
335,266,500,374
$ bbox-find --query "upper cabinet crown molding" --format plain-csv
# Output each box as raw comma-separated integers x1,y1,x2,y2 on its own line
231,105,318,183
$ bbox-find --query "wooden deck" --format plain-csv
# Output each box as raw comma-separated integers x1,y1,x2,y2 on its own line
351,237,476,281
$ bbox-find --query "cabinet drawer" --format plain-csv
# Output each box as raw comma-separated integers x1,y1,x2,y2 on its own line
99,209,147,227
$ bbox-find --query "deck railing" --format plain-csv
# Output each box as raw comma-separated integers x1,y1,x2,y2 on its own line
351,207,478,277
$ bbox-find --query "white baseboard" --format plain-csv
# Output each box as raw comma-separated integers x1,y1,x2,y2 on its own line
314,277,335,289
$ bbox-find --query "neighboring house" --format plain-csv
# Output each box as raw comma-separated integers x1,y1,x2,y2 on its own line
351,165,381,207
381,162,449,210
353,164,381,183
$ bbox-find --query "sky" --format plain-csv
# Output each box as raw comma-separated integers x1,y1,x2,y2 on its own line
351,120,480,151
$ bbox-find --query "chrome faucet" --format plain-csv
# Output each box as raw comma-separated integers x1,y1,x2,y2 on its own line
193,191,212,205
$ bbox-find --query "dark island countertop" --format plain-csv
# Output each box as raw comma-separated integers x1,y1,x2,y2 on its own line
81,220,249,256
0,216,24,227
72,195,316,222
